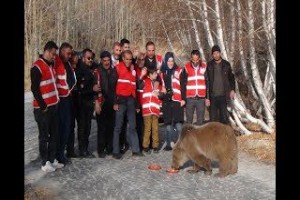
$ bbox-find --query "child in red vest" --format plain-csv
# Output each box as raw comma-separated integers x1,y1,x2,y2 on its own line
138,68,163,154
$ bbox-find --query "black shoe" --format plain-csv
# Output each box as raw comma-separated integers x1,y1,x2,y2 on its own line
112,153,122,159
66,152,79,158
153,148,159,153
164,146,172,151
86,151,95,158
120,146,129,154
98,152,106,158
132,152,144,157
58,157,72,165
79,151,87,157
143,148,151,155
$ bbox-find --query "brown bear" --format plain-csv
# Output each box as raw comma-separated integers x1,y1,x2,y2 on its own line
171,122,238,177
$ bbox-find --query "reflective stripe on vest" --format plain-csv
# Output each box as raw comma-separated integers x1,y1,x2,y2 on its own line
141,79,161,117
185,62,207,98
32,59,59,108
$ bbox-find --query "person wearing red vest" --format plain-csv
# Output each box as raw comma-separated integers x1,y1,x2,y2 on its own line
184,50,209,126
160,52,187,151
31,41,61,172
54,42,77,165
135,52,147,152
112,50,144,159
144,41,163,71
138,68,163,154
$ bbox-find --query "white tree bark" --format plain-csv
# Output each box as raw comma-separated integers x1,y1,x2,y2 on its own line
214,0,228,60
228,0,236,63
261,0,276,81
161,21,175,53
201,0,214,48
186,0,206,61
232,99,273,133
237,0,258,101
248,0,275,128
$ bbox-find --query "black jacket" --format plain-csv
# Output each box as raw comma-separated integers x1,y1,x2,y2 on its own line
75,61,97,101
160,66,187,125
205,59,235,101
98,64,118,105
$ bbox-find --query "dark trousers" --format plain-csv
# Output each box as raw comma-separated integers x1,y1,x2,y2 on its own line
119,116,129,150
96,102,115,154
67,93,79,155
136,111,144,151
209,96,229,124
186,98,205,125
56,96,72,162
34,105,58,165
77,99,94,153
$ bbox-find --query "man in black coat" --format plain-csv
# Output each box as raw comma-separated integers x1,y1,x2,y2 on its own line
205,45,235,124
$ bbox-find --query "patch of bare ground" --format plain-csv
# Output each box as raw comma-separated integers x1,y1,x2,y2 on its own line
237,128,275,165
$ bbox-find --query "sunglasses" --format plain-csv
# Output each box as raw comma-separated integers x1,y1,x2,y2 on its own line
86,57,93,61
138,59,145,61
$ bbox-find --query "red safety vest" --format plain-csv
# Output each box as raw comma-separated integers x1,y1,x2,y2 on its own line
161,68,183,102
54,55,76,97
32,58,59,108
141,78,162,117
93,68,103,104
116,62,136,98
185,62,207,98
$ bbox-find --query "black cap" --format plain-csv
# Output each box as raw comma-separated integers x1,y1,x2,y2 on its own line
211,45,221,54
100,50,111,59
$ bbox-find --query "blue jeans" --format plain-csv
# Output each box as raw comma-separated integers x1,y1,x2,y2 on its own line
113,96,140,154
165,122,182,147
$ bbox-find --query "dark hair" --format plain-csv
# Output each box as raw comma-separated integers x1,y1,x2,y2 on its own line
44,41,58,52
100,50,111,59
120,38,130,46
59,42,73,52
161,52,177,70
145,41,155,49
191,50,200,57
82,48,93,57
211,45,221,54
147,68,157,75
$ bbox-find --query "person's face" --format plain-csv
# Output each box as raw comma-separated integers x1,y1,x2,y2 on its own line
70,54,79,67
122,43,130,51
149,71,158,80
101,56,111,69
212,51,221,61
191,54,200,66
44,48,57,63
82,51,93,66
137,55,145,68
146,44,155,59
112,45,121,58
167,57,174,68
61,47,72,62
123,53,133,67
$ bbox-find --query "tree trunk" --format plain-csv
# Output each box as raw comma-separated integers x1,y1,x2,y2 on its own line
214,0,228,60
248,0,275,128
186,0,206,61
201,0,214,48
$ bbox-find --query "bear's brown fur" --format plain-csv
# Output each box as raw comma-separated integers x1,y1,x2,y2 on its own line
171,122,238,177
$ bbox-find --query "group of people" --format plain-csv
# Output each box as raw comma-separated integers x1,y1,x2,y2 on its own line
30,38,235,172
